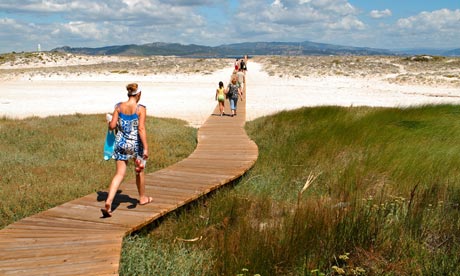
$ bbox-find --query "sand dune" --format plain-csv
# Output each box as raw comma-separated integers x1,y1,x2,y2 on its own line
1,53,460,127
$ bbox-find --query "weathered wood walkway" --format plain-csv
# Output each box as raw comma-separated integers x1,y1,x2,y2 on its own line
0,79,258,275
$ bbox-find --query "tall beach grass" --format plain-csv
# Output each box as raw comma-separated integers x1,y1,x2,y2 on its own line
122,105,460,275
0,114,197,228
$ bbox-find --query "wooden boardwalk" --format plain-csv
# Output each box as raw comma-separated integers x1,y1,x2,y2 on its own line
0,80,258,275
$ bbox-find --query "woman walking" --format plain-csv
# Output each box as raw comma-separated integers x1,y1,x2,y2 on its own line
101,83,153,217
226,76,243,117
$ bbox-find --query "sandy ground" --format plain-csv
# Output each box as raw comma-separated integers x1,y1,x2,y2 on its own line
2,54,460,127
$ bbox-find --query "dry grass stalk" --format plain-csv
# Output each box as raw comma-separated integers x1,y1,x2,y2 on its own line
175,236,203,243
300,172,321,196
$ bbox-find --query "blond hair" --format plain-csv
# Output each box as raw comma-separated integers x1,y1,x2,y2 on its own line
126,83,140,96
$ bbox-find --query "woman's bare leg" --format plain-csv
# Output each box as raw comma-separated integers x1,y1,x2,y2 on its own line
104,160,127,215
136,169,152,205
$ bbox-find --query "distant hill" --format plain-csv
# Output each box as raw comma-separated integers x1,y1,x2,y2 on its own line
443,48,460,56
53,43,214,57
393,48,460,56
51,41,395,57
218,41,395,56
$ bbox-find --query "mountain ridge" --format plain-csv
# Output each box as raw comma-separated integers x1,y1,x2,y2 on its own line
51,41,459,57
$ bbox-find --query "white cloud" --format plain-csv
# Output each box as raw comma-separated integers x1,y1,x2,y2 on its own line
0,1,113,13
397,9,460,31
0,0,369,52
329,15,365,30
61,21,108,40
271,0,285,9
234,0,365,42
1,1,459,53
0,0,214,52
382,9,460,48
369,9,392,19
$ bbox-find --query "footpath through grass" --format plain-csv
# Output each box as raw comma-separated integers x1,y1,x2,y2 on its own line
120,105,460,276
0,114,197,228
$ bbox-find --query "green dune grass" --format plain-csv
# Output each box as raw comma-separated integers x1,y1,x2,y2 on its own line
120,105,460,276
0,114,197,228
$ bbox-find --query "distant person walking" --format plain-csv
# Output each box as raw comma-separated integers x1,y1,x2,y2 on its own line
215,81,226,116
234,58,240,71
226,75,243,117
236,68,245,93
230,69,238,85
102,83,153,217
240,57,247,72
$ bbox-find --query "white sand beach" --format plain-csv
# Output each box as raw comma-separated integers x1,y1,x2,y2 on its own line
1,54,460,127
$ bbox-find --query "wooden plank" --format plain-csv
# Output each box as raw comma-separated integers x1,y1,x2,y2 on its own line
150,172,228,186
122,185,199,201
7,215,127,232
0,239,121,260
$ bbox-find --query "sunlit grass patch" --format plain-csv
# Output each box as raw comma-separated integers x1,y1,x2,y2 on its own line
124,105,460,275
0,114,196,228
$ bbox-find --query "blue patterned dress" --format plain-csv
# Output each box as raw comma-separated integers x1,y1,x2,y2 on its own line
112,103,145,161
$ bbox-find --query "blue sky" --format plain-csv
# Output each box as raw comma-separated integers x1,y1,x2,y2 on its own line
0,0,459,53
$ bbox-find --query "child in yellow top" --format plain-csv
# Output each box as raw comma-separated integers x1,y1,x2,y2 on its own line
215,81,225,116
